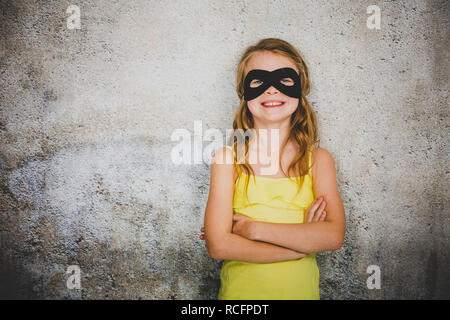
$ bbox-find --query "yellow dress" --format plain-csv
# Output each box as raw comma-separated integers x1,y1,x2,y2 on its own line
218,146,319,300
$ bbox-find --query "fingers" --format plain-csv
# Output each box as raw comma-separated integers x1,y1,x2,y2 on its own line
305,197,327,223
306,197,322,223
313,200,326,222
311,197,324,213
200,226,205,240
308,198,321,222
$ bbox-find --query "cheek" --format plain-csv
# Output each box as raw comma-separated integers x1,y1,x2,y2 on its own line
285,97,299,106
285,98,300,111
247,100,262,114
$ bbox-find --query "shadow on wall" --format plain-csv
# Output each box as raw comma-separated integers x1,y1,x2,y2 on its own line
0,254,38,299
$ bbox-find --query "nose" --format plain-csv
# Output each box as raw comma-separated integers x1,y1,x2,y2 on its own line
265,85,279,94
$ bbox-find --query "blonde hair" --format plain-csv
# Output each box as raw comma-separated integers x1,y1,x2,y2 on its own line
227,38,320,199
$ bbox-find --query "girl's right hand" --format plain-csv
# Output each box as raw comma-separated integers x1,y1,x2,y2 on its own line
305,196,327,223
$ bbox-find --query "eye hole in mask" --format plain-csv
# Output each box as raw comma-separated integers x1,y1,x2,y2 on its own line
250,77,295,88
243,67,301,101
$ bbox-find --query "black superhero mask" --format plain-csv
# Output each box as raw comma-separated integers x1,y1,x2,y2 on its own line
243,67,301,101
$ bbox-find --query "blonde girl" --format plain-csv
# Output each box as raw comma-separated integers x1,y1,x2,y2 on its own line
201,38,346,300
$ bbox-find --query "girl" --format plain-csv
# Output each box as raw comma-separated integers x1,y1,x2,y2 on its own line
201,38,346,300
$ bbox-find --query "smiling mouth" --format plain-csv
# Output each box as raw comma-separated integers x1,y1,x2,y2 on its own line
261,101,285,108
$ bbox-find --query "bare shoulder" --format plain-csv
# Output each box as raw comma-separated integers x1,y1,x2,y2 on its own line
311,147,336,181
210,146,237,183
312,147,334,162
211,146,234,166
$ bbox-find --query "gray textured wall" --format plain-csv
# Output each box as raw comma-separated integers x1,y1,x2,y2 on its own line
0,0,448,299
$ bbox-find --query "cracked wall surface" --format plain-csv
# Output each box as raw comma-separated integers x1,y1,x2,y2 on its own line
0,0,448,299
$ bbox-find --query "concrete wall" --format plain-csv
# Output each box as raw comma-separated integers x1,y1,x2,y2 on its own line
0,0,448,299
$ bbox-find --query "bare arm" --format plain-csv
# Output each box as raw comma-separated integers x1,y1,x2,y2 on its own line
251,148,346,254
203,147,307,263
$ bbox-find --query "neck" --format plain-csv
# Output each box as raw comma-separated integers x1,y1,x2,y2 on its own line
252,120,291,152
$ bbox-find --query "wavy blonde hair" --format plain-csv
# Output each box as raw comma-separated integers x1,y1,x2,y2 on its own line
227,38,320,199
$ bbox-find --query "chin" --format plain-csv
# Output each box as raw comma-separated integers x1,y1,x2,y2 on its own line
262,104,296,115
254,113,292,124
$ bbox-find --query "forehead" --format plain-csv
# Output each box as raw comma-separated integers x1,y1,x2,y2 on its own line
245,51,298,74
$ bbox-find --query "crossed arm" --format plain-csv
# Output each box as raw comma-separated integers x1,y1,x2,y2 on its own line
247,148,346,254
203,147,345,263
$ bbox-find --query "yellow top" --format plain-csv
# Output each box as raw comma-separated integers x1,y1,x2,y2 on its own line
218,145,319,300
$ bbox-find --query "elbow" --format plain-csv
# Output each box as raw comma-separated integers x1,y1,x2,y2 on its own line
206,233,232,260
331,234,344,251
333,239,343,251
206,241,223,260
208,248,222,260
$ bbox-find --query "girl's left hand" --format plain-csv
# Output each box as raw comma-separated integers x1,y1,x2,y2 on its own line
232,214,256,240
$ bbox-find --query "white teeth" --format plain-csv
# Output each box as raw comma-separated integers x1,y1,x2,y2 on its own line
262,102,283,106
